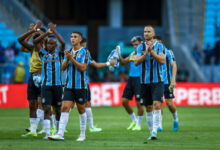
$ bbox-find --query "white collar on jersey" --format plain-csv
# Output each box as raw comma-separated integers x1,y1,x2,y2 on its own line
144,40,158,49
71,47,83,56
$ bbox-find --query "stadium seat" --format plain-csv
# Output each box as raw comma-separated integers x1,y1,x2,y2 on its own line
0,22,6,29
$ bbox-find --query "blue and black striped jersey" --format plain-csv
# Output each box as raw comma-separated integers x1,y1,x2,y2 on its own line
137,41,165,84
39,49,64,86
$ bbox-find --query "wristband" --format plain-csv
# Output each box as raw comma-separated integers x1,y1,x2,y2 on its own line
106,62,110,66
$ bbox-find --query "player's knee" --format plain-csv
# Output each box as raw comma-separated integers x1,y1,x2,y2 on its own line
122,98,129,106
85,101,91,107
29,100,37,110
43,105,50,115
78,107,85,114
146,105,153,112
61,105,70,112
153,101,161,110
166,99,173,107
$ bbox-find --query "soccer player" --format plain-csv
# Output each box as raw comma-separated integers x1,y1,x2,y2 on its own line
48,31,88,142
80,38,116,132
117,36,144,131
154,36,179,132
33,23,65,139
18,21,46,137
134,25,165,140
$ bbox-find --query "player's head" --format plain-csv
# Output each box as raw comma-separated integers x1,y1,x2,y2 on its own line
47,35,57,53
71,31,83,46
80,37,87,47
144,25,155,41
131,36,142,50
153,35,162,43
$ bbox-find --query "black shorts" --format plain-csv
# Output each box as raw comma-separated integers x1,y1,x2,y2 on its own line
140,82,164,106
41,86,62,106
87,86,91,102
122,77,141,101
164,84,175,99
62,88,87,104
27,74,41,100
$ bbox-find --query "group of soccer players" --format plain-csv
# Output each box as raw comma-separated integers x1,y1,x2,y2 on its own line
18,21,179,141
18,20,116,141
119,25,179,140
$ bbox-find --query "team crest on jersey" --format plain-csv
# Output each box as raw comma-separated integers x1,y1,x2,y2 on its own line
77,54,83,58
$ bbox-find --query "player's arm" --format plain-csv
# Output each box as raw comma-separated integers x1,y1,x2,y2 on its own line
119,55,129,65
66,51,87,72
33,28,53,51
20,24,35,52
49,23,65,51
134,43,149,66
18,21,41,50
18,30,36,51
170,61,177,88
148,42,165,64
134,51,149,66
90,60,117,68
150,51,165,64
62,58,69,71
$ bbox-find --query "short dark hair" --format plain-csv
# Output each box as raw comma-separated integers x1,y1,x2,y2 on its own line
80,37,87,44
153,35,162,41
131,36,143,42
71,31,83,38
48,34,57,42
33,33,40,40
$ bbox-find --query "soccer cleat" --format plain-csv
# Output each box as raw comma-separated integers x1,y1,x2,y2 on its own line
151,132,157,140
157,127,163,132
21,131,37,137
132,125,141,131
173,121,179,131
48,134,64,141
51,127,56,135
89,127,102,132
147,135,152,140
76,136,86,142
38,129,46,134
127,122,136,130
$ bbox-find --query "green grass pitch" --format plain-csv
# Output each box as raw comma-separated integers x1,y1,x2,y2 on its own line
0,107,220,150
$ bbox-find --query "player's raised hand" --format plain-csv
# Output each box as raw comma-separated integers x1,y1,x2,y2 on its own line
34,20,42,31
147,41,153,53
29,23,35,31
48,23,56,32
65,51,73,59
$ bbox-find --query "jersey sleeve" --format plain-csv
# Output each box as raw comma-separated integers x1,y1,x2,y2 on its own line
58,50,65,61
137,44,143,55
157,43,164,54
169,50,176,61
87,52,93,65
76,49,87,64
